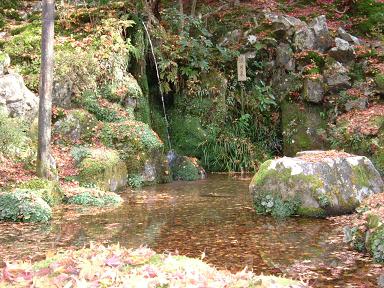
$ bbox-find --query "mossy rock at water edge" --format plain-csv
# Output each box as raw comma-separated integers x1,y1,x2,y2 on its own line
171,156,207,181
77,148,128,192
101,121,171,185
0,189,52,222
18,178,63,206
250,151,383,218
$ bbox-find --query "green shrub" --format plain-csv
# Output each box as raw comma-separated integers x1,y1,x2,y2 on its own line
127,174,144,188
81,91,126,122
375,73,384,92
71,146,91,164
353,0,384,35
66,188,122,207
0,111,30,158
18,179,63,206
2,21,41,91
254,191,301,218
0,190,52,222
370,226,384,263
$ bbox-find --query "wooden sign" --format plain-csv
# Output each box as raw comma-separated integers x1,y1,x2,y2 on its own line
237,55,247,82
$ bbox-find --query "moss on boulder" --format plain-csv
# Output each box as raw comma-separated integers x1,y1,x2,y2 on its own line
171,156,207,181
0,189,52,222
100,121,171,185
65,187,122,207
77,148,127,192
18,178,63,206
53,109,98,145
250,151,383,218
281,101,329,156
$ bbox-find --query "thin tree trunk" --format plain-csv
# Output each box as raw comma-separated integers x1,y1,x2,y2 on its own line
37,0,55,179
191,0,197,16
179,0,184,33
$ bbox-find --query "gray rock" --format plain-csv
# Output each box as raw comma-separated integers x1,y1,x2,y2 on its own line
324,61,351,92
303,76,324,103
338,27,361,46
52,76,73,108
265,13,305,40
310,15,333,51
345,97,368,111
276,43,295,71
0,53,11,76
220,29,242,46
294,26,315,51
249,151,383,217
329,37,356,63
0,73,39,122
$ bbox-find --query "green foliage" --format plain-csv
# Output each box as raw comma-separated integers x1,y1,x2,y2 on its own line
353,0,384,35
71,146,91,164
2,21,41,91
254,191,301,218
157,8,237,94
375,73,384,91
67,189,122,207
170,114,207,158
0,190,52,222
127,174,144,188
81,91,126,122
0,0,21,9
370,226,384,263
0,111,31,159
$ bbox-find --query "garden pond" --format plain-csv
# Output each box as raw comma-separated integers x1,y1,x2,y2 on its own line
0,174,382,287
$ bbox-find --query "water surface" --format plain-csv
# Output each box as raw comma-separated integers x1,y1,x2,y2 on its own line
0,175,382,287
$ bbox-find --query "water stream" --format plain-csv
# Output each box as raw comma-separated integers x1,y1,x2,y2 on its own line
141,21,172,151
0,175,382,287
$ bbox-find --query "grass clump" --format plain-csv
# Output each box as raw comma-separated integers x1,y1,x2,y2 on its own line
0,189,52,222
66,188,122,207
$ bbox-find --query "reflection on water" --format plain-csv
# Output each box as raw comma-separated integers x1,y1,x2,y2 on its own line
0,175,382,287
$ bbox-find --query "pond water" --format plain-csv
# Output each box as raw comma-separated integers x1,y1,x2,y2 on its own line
0,175,382,287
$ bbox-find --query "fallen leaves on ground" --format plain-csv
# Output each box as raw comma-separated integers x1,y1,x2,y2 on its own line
0,244,306,288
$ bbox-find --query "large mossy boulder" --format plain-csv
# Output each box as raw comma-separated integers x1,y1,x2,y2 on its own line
250,151,384,218
18,178,63,206
53,109,98,145
281,101,328,156
0,189,52,222
77,148,128,192
101,121,171,185
171,155,207,181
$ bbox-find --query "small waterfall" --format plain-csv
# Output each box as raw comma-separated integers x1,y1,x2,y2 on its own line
141,21,172,151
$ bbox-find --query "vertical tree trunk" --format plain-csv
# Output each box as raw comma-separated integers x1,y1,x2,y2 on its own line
191,0,197,17
179,0,184,32
37,0,55,179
